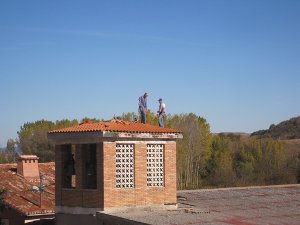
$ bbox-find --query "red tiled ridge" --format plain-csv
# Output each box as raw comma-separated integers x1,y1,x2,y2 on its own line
0,163,55,216
48,120,180,134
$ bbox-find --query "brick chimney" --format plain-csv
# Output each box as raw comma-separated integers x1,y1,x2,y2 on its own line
17,155,40,182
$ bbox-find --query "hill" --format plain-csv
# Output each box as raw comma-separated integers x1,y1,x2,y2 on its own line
251,116,300,140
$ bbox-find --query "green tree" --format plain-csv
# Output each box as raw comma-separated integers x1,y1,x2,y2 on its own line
0,139,17,164
6,138,17,163
207,135,235,187
121,111,159,125
233,137,297,186
234,138,263,185
260,139,286,184
17,120,55,162
121,112,139,122
17,119,79,162
146,110,159,126
282,152,299,184
13,113,298,187
171,113,212,189
0,153,8,164
234,141,256,185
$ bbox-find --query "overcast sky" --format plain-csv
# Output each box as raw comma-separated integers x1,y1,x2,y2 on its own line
0,0,299,146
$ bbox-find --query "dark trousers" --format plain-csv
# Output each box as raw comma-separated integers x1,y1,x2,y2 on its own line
141,111,146,123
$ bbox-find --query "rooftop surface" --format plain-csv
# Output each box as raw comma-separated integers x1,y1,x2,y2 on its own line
99,184,300,225
48,120,180,134
0,163,55,216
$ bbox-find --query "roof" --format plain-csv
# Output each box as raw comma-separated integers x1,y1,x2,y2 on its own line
48,120,180,134
0,163,55,216
98,184,300,225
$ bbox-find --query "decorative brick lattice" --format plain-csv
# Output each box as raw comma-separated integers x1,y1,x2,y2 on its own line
147,144,164,187
116,144,134,188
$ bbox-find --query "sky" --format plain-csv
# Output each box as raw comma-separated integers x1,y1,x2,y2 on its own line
0,0,299,147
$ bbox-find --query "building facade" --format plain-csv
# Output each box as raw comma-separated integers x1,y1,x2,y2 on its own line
48,120,182,222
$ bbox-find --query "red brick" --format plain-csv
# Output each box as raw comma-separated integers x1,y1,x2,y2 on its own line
55,139,178,210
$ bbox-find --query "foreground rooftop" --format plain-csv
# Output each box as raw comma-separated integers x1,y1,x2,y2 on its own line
97,184,300,225
0,163,55,216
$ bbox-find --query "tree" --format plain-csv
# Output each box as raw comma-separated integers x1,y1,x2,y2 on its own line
17,119,79,162
6,139,17,163
234,139,258,185
260,139,286,184
0,152,8,164
146,110,159,126
121,112,139,122
207,135,235,187
171,113,212,189
13,113,299,187
17,120,55,162
0,139,17,164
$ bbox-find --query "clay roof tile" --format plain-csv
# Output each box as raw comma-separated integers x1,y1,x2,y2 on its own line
0,163,55,216
48,120,180,134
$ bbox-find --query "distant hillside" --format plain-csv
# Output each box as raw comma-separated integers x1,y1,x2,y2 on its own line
251,116,300,140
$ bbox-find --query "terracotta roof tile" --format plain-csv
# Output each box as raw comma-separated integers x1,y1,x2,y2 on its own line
0,163,55,216
48,120,180,134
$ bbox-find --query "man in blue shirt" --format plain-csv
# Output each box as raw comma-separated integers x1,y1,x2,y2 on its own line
138,93,148,123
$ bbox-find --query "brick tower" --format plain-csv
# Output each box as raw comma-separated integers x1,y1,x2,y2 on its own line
48,120,182,222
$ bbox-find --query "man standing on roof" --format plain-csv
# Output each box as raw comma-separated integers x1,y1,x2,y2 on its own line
138,93,148,124
157,98,166,127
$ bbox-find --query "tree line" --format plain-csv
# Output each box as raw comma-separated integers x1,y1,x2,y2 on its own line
1,112,299,189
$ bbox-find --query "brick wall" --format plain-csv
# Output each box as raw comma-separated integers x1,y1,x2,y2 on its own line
56,141,177,210
56,144,104,209
17,157,40,180
55,145,62,206
103,141,177,209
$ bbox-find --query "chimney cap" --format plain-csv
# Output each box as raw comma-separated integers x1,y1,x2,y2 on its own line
18,155,39,160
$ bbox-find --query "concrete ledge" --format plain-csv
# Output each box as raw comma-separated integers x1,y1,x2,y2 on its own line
48,132,182,144
178,183,300,193
101,204,178,214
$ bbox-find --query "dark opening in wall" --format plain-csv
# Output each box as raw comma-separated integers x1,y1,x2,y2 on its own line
62,145,76,189
82,144,97,189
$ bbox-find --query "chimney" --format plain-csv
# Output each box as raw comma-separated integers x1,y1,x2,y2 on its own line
17,155,40,182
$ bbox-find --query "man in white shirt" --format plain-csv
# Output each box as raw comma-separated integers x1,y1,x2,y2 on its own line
157,98,166,127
